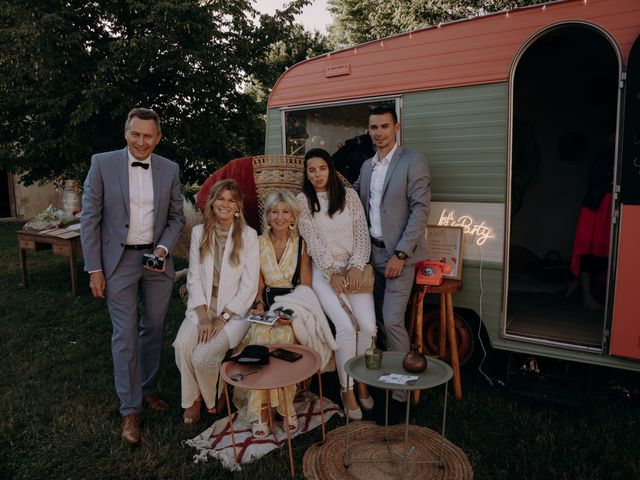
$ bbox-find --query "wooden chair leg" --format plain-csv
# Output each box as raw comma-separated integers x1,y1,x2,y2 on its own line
408,286,418,340
411,287,427,406
415,287,426,354
438,292,447,359
445,293,462,400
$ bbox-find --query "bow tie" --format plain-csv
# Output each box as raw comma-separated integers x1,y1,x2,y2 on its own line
131,161,149,169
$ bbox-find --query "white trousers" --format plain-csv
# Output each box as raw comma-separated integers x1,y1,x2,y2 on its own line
173,320,230,409
312,265,376,389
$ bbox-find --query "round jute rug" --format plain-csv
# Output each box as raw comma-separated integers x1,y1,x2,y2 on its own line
303,421,473,480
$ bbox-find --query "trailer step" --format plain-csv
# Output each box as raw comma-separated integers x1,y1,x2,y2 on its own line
504,353,593,406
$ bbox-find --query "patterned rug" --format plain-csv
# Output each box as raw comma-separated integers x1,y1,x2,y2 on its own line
185,392,342,471
303,421,473,479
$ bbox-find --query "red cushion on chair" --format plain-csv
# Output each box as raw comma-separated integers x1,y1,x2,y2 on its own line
196,156,260,231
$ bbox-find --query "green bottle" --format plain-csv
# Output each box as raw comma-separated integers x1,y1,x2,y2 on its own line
364,336,383,369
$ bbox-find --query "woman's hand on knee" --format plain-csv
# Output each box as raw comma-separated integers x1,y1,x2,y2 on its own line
206,317,226,342
197,322,214,344
197,317,222,343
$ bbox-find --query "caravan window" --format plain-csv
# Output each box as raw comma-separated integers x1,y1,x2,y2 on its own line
284,100,397,183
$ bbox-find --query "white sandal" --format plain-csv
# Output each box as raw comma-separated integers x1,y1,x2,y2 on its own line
358,394,374,411
341,390,363,421
252,418,270,438
252,405,271,439
283,414,298,433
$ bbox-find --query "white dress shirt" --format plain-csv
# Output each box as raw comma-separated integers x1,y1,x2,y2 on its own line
126,150,155,245
368,143,398,240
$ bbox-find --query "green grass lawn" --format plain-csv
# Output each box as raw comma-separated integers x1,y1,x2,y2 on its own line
0,221,638,479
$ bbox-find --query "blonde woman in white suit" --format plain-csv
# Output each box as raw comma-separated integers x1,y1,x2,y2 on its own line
173,179,259,424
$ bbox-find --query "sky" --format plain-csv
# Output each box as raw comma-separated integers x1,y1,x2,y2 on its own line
254,0,333,34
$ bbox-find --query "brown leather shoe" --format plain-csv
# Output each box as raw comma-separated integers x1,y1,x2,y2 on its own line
206,388,228,415
121,413,141,445
143,394,169,412
183,399,202,425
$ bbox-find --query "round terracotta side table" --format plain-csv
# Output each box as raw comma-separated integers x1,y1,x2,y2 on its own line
221,344,324,479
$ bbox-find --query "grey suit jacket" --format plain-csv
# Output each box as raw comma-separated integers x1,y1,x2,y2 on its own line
354,146,431,263
81,147,185,279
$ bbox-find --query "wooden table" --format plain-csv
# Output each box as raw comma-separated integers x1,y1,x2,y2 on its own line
17,229,83,296
221,344,325,479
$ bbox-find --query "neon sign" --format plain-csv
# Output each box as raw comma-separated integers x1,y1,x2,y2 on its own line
437,209,496,246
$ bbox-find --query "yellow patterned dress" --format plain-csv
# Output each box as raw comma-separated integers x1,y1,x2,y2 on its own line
236,234,300,423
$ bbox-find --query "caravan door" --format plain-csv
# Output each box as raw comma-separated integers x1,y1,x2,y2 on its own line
610,34,640,361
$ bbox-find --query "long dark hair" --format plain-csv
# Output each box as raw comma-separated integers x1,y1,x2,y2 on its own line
302,148,346,217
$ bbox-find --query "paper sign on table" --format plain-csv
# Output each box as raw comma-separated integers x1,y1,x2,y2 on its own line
378,373,419,385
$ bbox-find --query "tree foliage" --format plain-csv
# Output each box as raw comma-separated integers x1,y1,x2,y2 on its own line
0,0,324,185
246,24,329,110
327,0,545,48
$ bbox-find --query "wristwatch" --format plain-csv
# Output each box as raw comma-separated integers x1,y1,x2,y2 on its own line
222,311,231,322
394,250,407,260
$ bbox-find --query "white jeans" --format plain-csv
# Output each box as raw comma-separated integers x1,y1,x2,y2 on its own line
312,265,376,389
173,320,230,409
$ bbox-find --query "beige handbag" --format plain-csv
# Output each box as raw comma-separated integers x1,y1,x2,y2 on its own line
340,264,374,293
333,264,375,332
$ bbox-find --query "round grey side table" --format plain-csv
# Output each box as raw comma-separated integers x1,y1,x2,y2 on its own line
344,353,453,478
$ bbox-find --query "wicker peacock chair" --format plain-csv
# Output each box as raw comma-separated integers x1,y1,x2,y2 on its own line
176,154,349,303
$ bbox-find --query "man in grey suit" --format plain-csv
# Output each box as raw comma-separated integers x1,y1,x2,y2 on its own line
81,108,185,444
354,104,431,418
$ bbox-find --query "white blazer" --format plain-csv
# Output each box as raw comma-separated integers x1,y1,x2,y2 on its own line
185,223,259,347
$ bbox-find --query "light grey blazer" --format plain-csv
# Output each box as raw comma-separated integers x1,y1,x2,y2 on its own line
354,146,431,263
81,147,185,279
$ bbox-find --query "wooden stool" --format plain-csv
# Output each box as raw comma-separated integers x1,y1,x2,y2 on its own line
408,278,463,402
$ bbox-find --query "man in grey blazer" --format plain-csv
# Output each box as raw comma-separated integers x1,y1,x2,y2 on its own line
81,108,185,444
354,104,431,417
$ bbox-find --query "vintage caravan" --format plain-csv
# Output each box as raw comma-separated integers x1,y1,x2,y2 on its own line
263,0,640,371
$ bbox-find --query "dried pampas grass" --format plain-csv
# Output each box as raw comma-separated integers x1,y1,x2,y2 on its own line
174,195,202,260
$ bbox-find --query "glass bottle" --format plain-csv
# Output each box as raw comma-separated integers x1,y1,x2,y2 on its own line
364,336,382,369
61,179,82,215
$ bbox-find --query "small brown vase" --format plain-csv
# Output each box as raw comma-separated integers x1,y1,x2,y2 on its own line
402,344,428,373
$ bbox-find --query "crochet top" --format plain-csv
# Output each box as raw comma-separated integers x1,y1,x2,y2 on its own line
296,188,370,275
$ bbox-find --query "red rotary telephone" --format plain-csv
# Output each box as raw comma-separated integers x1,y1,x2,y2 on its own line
415,260,451,286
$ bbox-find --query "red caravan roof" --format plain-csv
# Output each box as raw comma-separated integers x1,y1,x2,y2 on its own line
268,0,640,108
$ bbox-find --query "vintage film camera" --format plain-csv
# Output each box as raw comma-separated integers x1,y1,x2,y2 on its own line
142,253,165,270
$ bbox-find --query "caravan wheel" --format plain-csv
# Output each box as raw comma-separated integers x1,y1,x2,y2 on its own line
423,309,475,366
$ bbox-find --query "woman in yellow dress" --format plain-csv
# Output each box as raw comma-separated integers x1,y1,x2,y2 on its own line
239,190,312,438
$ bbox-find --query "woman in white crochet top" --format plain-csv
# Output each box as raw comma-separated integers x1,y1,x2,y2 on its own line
296,148,376,420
